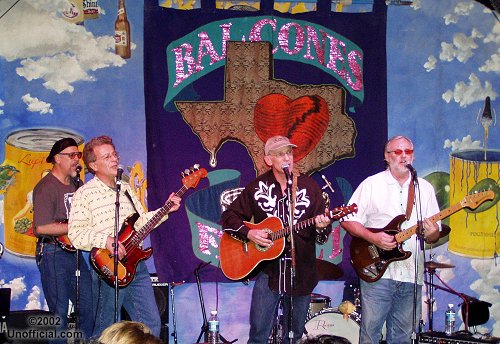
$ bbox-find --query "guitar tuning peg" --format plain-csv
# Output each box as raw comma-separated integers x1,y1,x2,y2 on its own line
180,171,185,177
193,164,200,170
184,169,191,175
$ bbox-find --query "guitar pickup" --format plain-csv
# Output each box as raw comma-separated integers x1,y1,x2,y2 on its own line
368,245,380,259
362,264,379,277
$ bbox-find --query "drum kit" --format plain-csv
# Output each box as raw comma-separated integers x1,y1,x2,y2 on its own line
304,293,361,344
301,251,474,344
302,259,363,344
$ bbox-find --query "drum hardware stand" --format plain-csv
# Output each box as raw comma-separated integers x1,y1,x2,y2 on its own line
424,255,438,331
194,261,237,344
169,281,184,344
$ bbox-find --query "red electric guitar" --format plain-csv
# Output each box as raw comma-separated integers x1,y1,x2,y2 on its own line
90,165,207,287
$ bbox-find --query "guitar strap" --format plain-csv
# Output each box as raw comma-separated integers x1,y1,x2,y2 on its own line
125,190,139,213
406,175,415,220
285,172,298,242
291,170,298,221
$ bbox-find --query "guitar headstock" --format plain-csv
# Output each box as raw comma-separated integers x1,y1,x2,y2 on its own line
329,203,358,221
181,164,208,189
461,190,495,210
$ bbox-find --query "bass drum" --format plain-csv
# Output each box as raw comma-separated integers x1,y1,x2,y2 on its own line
304,307,360,344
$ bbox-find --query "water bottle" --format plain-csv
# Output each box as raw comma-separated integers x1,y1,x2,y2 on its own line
444,303,456,335
208,310,220,344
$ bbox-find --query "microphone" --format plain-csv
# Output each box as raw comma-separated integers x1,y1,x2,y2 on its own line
321,174,335,193
282,164,293,185
116,165,124,191
406,164,418,181
74,165,82,185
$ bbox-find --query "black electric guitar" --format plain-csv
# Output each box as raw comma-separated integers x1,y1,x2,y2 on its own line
350,190,494,283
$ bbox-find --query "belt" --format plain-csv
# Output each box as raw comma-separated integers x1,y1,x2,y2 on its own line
38,236,57,244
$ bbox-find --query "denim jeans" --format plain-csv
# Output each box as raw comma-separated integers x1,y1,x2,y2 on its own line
248,272,310,344
91,260,160,338
360,279,422,344
36,241,94,342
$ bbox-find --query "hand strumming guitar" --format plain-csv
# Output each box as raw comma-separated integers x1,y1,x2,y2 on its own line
247,229,273,247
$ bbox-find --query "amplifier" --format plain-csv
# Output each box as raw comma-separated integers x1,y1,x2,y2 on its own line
419,331,500,344
150,273,169,287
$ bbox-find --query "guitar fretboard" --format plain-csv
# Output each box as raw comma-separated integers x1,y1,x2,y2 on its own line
130,185,188,245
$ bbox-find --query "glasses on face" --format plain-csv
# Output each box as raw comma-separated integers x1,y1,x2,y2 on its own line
99,151,120,161
270,149,294,158
58,152,82,159
387,149,414,156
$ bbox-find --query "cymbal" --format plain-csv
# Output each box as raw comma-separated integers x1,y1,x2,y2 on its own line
316,259,343,280
425,261,455,270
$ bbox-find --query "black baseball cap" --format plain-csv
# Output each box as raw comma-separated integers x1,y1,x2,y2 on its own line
46,137,79,163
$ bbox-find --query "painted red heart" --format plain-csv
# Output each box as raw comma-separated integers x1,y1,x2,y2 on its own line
254,94,330,162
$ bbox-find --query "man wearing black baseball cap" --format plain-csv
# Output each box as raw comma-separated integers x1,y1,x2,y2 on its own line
33,137,94,341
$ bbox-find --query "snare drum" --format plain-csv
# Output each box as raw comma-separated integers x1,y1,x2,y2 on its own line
308,293,331,318
304,307,361,344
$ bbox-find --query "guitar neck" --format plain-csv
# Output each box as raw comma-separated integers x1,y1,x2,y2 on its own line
394,201,465,243
134,186,187,243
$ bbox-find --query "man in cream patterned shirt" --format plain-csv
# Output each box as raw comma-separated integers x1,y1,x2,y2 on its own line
68,135,181,338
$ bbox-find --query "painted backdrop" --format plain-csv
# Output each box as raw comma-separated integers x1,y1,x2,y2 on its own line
0,0,498,343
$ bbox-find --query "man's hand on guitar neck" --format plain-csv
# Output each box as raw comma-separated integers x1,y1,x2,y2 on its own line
247,229,273,247
165,192,182,213
314,213,331,229
421,217,439,244
106,236,126,259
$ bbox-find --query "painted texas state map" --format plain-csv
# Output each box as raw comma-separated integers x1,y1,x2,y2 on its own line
176,41,356,175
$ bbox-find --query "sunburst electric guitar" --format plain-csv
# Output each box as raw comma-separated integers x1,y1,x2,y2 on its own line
220,204,358,280
350,190,494,283
90,165,207,287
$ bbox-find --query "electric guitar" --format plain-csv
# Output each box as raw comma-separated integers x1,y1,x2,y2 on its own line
350,190,494,283
49,219,76,252
90,165,207,287
56,233,76,252
220,204,358,281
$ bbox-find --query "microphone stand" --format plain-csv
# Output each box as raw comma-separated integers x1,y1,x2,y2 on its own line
73,168,82,337
285,172,295,344
410,171,424,344
113,178,122,323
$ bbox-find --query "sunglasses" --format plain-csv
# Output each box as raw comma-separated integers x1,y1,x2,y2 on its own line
387,149,414,156
58,152,83,159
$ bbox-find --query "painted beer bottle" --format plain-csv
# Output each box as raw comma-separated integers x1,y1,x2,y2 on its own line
114,0,131,59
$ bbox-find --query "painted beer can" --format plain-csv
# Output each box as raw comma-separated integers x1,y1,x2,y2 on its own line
448,149,500,258
2,129,84,257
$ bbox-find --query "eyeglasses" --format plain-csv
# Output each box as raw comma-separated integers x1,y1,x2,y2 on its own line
387,149,414,156
99,151,120,161
270,149,294,158
58,152,82,159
